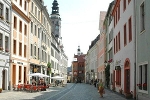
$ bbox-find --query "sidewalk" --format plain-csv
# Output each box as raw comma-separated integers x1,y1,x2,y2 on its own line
0,83,75,100
105,88,134,100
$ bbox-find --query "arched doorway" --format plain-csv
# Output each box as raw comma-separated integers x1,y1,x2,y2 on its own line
2,69,6,90
124,58,130,93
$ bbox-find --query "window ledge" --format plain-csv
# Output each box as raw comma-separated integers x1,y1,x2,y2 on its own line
138,90,148,94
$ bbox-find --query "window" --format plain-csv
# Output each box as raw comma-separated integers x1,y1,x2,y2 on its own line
34,25,37,36
114,14,116,27
31,2,34,13
116,35,118,52
31,22,33,33
140,2,145,32
116,69,121,85
5,8,9,21
118,32,120,50
38,48,39,59
20,0,22,6
118,4,120,21
38,28,40,38
128,17,132,42
139,64,148,91
0,33,3,47
42,31,43,40
5,36,9,51
24,24,27,36
14,16,17,29
24,1,27,10
124,24,127,46
34,45,36,56
19,20,22,33
108,48,113,60
0,3,3,17
51,48,54,57
109,29,113,43
13,40,16,54
30,44,33,56
38,10,40,20
24,45,26,57
114,38,115,54
51,60,54,68
45,52,47,62
45,34,46,43
19,42,22,56
115,11,117,25
35,7,37,17
123,0,126,11
19,66,22,81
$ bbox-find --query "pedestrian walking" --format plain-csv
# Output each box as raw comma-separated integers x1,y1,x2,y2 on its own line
98,79,104,97
94,79,97,87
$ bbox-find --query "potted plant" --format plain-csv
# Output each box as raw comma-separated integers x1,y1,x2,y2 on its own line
0,88,2,93
112,86,115,91
119,88,123,94
5,49,9,52
0,16,4,20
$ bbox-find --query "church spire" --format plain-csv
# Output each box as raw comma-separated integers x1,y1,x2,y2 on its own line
51,0,59,15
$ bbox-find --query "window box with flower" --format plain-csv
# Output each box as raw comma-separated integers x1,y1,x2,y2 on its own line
137,84,142,90
0,47,3,51
143,83,147,90
5,49,9,52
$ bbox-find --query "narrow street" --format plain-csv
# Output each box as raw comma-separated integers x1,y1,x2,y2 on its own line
0,83,133,100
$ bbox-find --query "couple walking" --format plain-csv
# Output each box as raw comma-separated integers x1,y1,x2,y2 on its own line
98,79,105,97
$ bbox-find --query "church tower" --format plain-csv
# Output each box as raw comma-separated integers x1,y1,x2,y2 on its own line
77,46,81,56
50,0,61,42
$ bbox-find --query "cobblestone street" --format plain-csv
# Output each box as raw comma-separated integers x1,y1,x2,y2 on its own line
0,83,134,100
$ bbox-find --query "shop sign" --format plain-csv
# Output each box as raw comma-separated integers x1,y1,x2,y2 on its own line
17,62,23,65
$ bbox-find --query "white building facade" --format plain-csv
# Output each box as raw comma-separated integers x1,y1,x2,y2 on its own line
112,0,136,97
0,0,11,91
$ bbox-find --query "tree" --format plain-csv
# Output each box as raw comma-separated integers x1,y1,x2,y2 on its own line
47,62,51,75
105,64,110,88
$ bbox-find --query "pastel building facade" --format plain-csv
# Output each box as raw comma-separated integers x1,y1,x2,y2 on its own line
104,1,114,90
136,0,150,100
11,0,30,87
28,0,52,83
0,0,11,90
112,0,136,97
97,11,106,82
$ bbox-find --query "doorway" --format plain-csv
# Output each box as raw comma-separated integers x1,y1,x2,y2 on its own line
124,59,130,93
2,70,6,90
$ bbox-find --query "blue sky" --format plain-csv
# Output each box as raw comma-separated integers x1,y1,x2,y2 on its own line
44,0,113,66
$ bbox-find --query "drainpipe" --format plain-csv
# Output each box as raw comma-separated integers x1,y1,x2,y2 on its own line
9,1,12,90
134,0,137,99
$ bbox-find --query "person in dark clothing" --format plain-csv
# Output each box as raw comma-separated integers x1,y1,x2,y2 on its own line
94,79,97,87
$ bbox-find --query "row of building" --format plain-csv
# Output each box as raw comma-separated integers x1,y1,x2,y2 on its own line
0,0,68,90
71,0,150,99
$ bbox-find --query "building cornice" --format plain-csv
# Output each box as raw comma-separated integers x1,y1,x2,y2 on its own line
12,2,30,23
